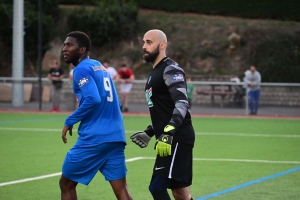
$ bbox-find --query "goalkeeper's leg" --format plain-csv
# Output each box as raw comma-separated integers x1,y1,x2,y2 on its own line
149,176,171,200
172,186,193,200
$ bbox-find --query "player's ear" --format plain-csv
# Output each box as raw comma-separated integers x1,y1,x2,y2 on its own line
160,42,166,50
159,42,163,49
79,47,87,54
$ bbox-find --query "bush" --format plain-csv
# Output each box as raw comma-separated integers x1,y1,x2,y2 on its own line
67,0,138,47
59,0,98,5
134,0,300,21
248,33,300,83
0,0,60,75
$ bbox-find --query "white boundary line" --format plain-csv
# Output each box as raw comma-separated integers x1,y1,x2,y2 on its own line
194,132,300,138
0,172,62,187
0,127,61,132
1,156,300,187
0,127,299,138
192,158,300,164
0,157,145,187
138,157,300,164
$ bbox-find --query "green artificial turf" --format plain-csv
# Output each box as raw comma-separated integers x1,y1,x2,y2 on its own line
0,113,299,199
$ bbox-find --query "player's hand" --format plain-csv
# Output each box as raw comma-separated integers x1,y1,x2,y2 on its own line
155,125,175,157
130,131,151,148
62,125,73,144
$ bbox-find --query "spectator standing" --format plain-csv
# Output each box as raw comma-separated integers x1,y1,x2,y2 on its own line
48,60,64,112
244,66,261,115
186,77,194,110
116,63,135,112
103,60,118,80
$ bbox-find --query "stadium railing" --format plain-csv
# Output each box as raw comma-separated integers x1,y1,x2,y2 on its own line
0,77,299,115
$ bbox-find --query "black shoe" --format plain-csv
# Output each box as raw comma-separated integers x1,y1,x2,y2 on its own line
123,107,129,112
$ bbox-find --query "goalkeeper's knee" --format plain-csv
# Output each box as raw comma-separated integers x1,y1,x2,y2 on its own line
149,176,171,200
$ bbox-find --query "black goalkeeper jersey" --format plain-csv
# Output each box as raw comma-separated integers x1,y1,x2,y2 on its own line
145,57,195,146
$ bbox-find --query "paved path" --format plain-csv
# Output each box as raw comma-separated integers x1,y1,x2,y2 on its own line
0,102,299,117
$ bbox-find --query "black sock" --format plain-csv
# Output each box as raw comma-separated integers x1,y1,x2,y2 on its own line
151,190,171,200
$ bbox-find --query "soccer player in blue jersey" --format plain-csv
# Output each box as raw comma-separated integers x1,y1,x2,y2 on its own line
60,31,132,200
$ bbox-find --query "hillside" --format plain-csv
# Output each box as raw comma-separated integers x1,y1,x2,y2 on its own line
136,10,300,80
65,9,300,81
4,8,300,82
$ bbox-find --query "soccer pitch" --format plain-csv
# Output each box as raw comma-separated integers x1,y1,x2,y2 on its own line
0,112,300,200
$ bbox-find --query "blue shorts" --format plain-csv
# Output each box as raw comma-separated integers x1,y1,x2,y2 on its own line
62,142,127,185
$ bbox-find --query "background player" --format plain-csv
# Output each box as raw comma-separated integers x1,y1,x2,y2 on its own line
60,31,132,200
130,29,195,200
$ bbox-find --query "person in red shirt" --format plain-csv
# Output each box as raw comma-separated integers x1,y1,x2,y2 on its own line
116,63,135,112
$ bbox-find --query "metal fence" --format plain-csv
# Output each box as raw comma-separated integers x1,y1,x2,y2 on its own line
1,77,300,116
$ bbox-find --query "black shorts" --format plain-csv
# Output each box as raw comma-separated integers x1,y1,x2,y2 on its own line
152,142,193,189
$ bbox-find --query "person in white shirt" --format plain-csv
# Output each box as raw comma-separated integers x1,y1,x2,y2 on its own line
103,60,118,80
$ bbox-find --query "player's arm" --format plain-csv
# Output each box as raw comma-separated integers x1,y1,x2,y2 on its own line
58,73,64,80
126,74,135,83
62,125,73,144
243,73,252,85
47,70,54,81
163,65,189,129
126,69,135,83
155,65,189,156
47,73,51,80
130,125,155,148
252,72,261,86
64,67,101,128
115,71,125,83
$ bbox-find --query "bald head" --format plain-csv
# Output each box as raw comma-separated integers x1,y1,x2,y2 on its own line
145,29,167,43
142,29,168,67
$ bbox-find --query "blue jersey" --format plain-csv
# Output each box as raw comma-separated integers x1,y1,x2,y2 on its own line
65,58,126,147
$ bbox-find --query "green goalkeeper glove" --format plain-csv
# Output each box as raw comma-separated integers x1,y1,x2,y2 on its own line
155,125,176,157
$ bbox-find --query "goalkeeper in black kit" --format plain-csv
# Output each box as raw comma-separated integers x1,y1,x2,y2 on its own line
130,29,195,200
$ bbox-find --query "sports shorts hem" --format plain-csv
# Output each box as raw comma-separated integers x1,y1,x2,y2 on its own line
152,142,193,187
62,142,127,185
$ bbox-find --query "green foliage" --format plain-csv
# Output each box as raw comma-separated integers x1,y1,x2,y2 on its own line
0,3,13,54
249,33,300,83
67,0,138,47
199,48,218,59
0,0,60,64
134,0,300,21
121,48,143,63
59,0,98,5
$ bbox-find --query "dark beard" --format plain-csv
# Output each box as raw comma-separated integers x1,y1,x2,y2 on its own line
64,49,81,65
65,59,72,64
143,45,159,63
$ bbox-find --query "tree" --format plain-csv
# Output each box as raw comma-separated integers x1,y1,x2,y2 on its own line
0,0,60,75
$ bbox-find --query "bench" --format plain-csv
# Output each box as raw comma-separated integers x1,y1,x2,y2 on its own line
197,90,235,108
